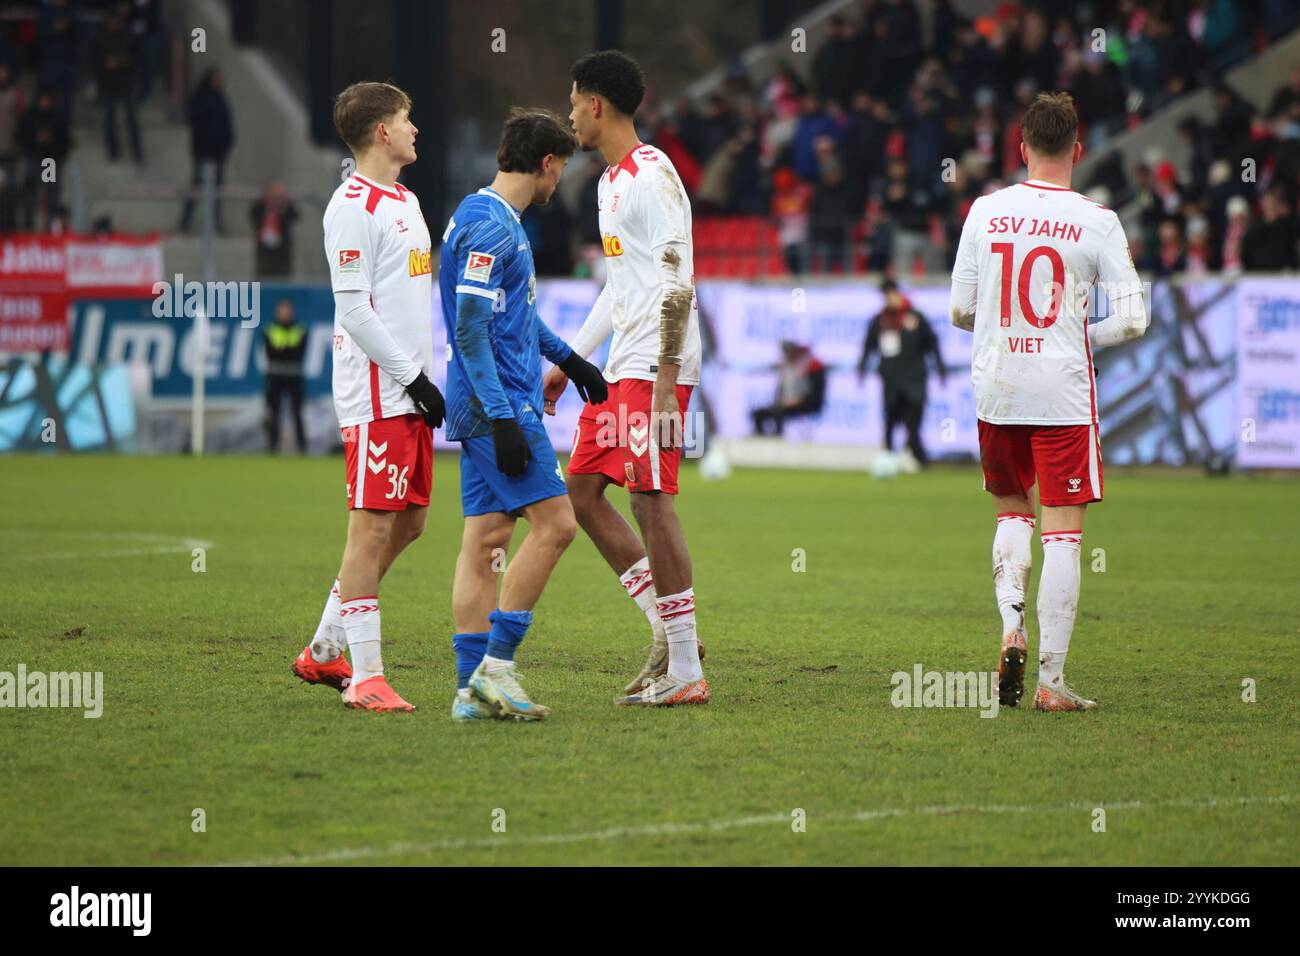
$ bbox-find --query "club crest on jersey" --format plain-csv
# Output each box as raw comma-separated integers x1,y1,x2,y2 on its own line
464,251,495,283
602,233,624,257
338,249,362,275
408,247,432,276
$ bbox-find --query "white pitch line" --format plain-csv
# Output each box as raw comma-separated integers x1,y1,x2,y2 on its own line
209,792,1295,867
10,536,215,562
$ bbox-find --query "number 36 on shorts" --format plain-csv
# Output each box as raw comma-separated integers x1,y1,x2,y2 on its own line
342,413,433,511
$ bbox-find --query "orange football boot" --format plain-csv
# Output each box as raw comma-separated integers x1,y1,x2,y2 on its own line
1032,684,1098,712
342,675,415,713
292,645,352,691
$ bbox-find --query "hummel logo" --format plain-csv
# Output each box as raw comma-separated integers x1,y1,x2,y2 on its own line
1068,477,1082,492
367,458,385,474
628,424,648,457
369,440,388,457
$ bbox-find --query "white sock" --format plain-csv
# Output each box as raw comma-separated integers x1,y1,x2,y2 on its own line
620,557,666,643
993,514,1034,637
1037,530,1082,689
341,596,383,684
309,579,346,662
657,588,702,682
482,654,512,673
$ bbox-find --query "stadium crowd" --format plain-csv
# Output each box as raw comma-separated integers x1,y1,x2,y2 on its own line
0,0,164,231
549,0,1300,277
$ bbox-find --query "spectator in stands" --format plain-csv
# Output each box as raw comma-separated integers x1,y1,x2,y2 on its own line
1149,219,1187,276
263,298,307,453
1185,217,1215,275
15,87,69,229
179,68,235,233
813,14,866,108
873,0,924,107
857,279,944,467
0,63,22,166
1268,65,1300,121
771,166,811,274
790,93,841,184
128,0,165,104
751,340,827,437
1221,195,1250,274
250,181,299,278
37,0,80,120
879,155,934,275
89,6,143,164
1244,188,1299,271
809,135,852,273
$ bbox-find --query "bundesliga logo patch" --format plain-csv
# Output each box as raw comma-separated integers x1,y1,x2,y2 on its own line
338,249,362,275
464,251,495,283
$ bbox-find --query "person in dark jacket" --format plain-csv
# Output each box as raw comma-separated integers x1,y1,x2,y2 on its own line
857,279,945,465
179,68,235,232
88,8,142,163
15,87,71,228
263,298,307,452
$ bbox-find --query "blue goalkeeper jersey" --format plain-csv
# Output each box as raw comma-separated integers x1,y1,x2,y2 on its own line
439,187,571,441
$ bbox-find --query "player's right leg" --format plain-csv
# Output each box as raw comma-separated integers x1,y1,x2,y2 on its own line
565,381,689,691
336,508,415,712
334,417,428,712
460,422,574,720
977,421,1037,706
450,510,515,721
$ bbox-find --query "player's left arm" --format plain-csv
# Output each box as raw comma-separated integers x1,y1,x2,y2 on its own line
1088,215,1149,349
643,170,694,451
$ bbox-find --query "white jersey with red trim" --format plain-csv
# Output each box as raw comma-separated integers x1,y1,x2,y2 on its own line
323,173,434,426
952,178,1142,425
597,143,702,385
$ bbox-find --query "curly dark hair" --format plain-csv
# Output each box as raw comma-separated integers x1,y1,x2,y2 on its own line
571,50,645,117
497,107,578,173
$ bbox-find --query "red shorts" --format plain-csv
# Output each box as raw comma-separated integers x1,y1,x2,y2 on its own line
978,420,1103,507
568,379,694,495
342,413,432,511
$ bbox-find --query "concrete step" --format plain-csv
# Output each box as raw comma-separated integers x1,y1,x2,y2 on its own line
161,235,256,281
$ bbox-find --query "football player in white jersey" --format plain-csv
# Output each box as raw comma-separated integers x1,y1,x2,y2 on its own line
949,92,1147,712
290,82,446,713
543,51,709,707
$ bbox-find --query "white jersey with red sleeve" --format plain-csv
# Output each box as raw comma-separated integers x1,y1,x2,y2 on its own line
322,173,434,427
596,143,702,385
951,179,1143,426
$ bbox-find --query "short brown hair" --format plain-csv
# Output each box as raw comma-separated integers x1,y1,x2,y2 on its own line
1021,92,1078,158
333,81,411,154
496,107,578,173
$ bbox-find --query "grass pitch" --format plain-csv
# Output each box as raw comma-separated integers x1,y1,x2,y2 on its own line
0,454,1296,865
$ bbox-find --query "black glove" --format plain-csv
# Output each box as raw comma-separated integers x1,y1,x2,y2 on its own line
491,418,531,477
558,352,609,405
405,371,445,429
